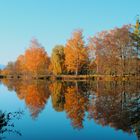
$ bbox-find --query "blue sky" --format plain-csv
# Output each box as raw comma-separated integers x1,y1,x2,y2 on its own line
0,0,140,64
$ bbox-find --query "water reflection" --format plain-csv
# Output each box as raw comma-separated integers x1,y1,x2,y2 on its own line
1,79,50,119
49,81,65,112
64,82,89,129
1,79,140,139
88,81,140,139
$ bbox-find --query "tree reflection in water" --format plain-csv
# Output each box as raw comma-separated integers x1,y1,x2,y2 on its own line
1,79,140,139
0,110,23,140
64,82,89,129
88,81,140,140
2,79,50,119
49,81,65,112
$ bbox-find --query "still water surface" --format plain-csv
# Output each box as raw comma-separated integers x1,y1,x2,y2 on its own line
0,79,139,140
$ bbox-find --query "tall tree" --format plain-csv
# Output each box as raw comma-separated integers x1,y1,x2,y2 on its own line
134,17,140,36
51,45,65,75
88,26,133,75
15,55,26,75
24,39,50,76
64,30,88,75
131,18,140,75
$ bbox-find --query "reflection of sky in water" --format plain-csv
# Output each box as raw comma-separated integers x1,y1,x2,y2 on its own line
0,82,138,140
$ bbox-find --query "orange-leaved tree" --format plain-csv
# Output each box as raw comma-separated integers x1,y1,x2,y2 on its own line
15,55,26,75
24,39,50,76
64,30,88,75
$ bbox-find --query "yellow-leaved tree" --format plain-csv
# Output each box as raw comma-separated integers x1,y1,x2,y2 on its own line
51,45,65,75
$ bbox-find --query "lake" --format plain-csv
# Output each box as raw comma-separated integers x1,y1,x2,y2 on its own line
0,79,139,140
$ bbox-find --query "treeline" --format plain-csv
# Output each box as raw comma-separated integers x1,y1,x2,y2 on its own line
1,20,140,77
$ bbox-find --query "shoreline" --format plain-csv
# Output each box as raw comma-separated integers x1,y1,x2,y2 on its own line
0,74,140,81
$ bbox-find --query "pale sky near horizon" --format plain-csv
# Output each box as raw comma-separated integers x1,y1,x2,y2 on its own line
0,0,140,65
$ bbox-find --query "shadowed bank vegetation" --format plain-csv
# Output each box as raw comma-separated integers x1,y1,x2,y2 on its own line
0,110,23,139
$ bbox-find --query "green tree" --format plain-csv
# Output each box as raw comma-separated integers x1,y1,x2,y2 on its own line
134,17,140,36
131,18,140,75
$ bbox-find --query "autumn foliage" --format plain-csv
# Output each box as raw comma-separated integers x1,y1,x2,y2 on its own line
2,20,140,76
64,85,88,129
51,45,65,75
24,39,50,76
64,30,88,75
